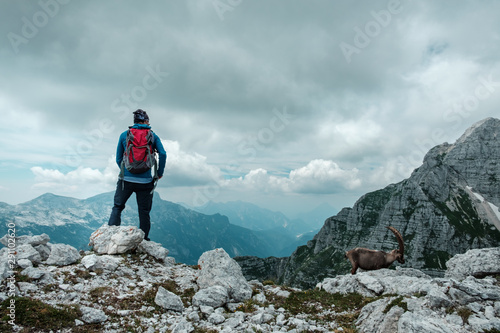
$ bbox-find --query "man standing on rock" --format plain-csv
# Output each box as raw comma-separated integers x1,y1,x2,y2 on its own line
108,109,167,241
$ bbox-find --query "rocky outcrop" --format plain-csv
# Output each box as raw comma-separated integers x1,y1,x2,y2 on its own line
445,247,500,280
45,244,81,266
89,225,145,255
317,247,500,333
238,117,500,288
197,248,252,303
1,230,499,332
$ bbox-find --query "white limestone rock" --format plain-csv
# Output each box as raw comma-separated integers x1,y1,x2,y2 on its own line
197,248,252,302
80,306,108,324
0,233,50,247
89,225,145,255
192,285,229,308
34,244,52,261
16,244,42,264
45,243,81,266
81,254,123,272
20,267,45,280
445,247,500,280
138,240,169,262
155,286,184,312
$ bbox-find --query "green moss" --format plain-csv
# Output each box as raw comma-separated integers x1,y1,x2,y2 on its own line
141,280,195,309
282,289,372,315
288,246,351,289
489,174,498,183
0,297,81,330
383,296,408,314
270,289,379,332
262,280,275,286
456,307,473,325
234,298,261,313
431,188,500,241
403,196,420,220
89,286,114,301
357,186,396,229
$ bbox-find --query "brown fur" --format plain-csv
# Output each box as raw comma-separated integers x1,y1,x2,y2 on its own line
345,226,405,274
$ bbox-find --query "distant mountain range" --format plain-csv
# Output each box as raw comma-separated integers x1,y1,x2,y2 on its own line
189,200,333,258
190,200,334,235
236,117,500,288
0,193,325,265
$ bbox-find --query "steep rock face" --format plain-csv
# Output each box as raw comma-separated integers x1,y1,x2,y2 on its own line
238,118,500,289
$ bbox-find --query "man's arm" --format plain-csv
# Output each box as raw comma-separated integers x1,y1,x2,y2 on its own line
116,132,126,167
154,134,167,178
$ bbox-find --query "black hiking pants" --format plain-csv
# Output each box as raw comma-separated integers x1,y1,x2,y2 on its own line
108,180,154,240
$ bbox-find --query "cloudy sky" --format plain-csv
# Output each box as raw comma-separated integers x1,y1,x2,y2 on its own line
1,0,499,217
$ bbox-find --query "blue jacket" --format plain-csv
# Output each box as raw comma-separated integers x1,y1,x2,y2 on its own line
116,124,167,183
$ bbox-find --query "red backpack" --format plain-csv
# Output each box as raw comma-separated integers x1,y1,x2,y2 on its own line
121,128,158,177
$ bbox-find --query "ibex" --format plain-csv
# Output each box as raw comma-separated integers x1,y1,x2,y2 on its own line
345,226,405,274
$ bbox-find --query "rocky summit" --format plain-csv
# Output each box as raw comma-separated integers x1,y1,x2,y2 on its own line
1,228,499,332
237,117,500,289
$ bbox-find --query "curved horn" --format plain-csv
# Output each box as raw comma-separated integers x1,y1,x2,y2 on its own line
386,226,404,255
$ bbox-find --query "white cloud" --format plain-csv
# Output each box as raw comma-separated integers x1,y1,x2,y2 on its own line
30,157,118,197
225,159,361,195
161,140,222,187
29,139,224,197
288,159,361,193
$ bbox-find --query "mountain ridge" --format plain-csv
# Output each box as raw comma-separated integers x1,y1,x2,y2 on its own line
0,192,313,264
236,117,500,288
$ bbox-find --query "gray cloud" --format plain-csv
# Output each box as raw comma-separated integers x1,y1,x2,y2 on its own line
1,0,499,215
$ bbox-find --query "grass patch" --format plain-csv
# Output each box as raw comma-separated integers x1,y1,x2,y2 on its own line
42,284,59,293
269,288,379,331
192,327,219,333
89,286,114,301
446,306,474,325
234,298,262,313
0,297,81,331
281,289,371,315
456,307,473,325
383,296,408,314
141,280,195,309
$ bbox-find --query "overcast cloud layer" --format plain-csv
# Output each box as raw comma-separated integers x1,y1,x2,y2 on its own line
1,0,499,217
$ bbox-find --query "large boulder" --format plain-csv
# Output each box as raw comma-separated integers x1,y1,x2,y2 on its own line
45,244,81,266
80,306,108,324
16,244,42,264
192,285,229,308
317,267,433,297
197,248,252,303
89,225,144,255
81,254,123,272
445,247,500,280
154,286,184,312
137,240,169,262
